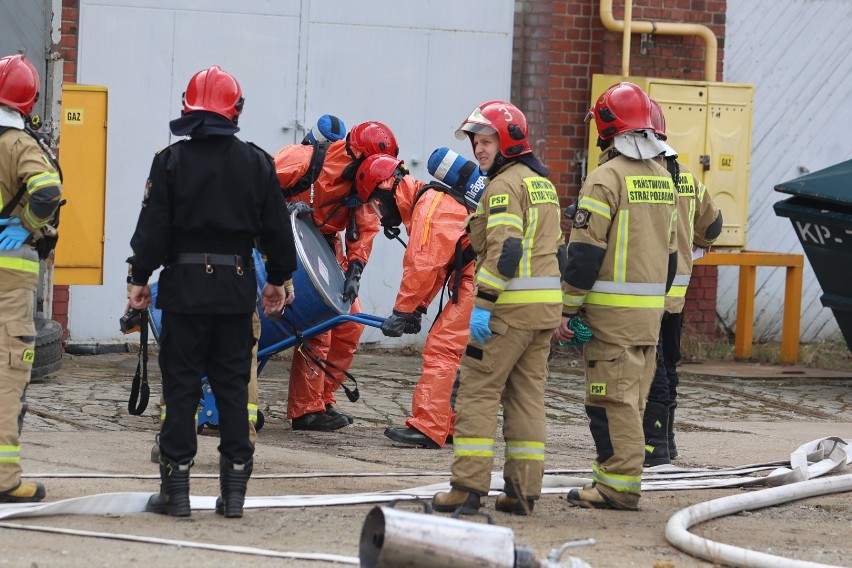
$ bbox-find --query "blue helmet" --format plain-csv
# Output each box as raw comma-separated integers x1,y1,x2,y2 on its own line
427,147,486,210
303,114,347,144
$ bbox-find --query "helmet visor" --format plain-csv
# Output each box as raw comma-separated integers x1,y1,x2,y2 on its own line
455,107,497,140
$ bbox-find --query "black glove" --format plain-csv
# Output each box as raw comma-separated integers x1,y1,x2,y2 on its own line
287,201,314,218
342,259,364,302
404,306,426,334
381,310,420,337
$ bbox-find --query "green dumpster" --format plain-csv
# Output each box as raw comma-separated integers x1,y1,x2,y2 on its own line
774,159,852,351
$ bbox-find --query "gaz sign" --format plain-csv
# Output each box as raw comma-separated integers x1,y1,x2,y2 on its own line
65,108,84,125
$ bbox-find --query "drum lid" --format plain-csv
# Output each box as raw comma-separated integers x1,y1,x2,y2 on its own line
291,213,350,314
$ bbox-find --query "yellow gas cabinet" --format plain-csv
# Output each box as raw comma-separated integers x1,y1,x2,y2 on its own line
55,84,108,284
586,75,754,248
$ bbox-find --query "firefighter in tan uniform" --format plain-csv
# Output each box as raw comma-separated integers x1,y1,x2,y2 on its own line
433,101,563,516
0,55,63,503
558,83,677,511
643,99,722,466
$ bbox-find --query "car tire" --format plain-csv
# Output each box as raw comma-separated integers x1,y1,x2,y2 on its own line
31,316,63,381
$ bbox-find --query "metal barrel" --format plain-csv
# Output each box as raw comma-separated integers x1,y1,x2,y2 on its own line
359,506,521,568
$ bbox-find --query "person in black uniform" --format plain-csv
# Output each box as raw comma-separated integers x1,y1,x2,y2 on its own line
127,65,297,519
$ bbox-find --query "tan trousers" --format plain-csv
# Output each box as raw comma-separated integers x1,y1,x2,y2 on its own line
450,321,552,499
0,288,35,491
247,310,260,444
583,337,656,495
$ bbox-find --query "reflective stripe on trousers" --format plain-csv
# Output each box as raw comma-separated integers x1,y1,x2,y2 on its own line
0,445,20,464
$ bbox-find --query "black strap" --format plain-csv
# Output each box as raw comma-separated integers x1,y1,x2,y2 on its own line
413,181,469,211
445,241,476,305
298,344,361,403
173,253,245,267
0,185,27,219
127,310,150,415
24,125,63,178
281,141,330,198
277,309,361,402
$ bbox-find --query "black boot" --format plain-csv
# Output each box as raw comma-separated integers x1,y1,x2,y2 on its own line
146,455,192,517
643,402,670,467
325,403,355,424
216,456,253,518
667,402,678,459
384,426,441,449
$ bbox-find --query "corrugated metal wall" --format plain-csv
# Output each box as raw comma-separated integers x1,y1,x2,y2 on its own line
70,0,513,342
0,0,52,118
724,0,852,342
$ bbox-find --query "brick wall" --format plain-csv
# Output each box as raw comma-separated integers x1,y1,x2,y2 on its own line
683,264,719,336
53,0,80,335
513,0,725,338
59,0,79,83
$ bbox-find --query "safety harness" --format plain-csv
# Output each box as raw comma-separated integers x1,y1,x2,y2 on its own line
412,181,477,306
280,140,330,200
280,140,365,245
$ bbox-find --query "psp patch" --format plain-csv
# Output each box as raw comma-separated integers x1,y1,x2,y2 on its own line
489,194,509,208
572,208,591,229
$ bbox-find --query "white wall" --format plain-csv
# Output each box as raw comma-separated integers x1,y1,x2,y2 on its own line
71,0,513,344
724,0,852,341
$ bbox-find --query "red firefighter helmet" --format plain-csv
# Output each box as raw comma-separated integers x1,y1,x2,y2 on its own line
649,98,667,140
348,121,399,158
355,153,402,203
182,65,244,123
455,100,531,157
589,82,653,141
0,54,40,117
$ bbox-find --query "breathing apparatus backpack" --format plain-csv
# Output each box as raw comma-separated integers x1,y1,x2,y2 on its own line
280,139,330,200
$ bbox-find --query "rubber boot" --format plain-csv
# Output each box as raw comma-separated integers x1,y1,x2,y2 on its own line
215,456,253,518
146,456,192,517
667,402,678,459
643,401,670,467
0,481,45,503
432,488,481,512
495,493,536,516
325,403,355,425
566,483,639,511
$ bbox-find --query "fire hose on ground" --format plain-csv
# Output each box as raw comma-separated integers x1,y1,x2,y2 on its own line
0,437,848,566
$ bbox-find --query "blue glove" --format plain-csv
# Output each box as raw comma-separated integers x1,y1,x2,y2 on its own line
0,217,31,251
469,306,492,343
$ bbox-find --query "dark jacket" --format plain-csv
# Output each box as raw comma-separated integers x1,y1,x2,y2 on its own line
130,134,297,314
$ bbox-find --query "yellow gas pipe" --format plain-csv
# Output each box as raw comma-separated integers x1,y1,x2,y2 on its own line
600,0,719,81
